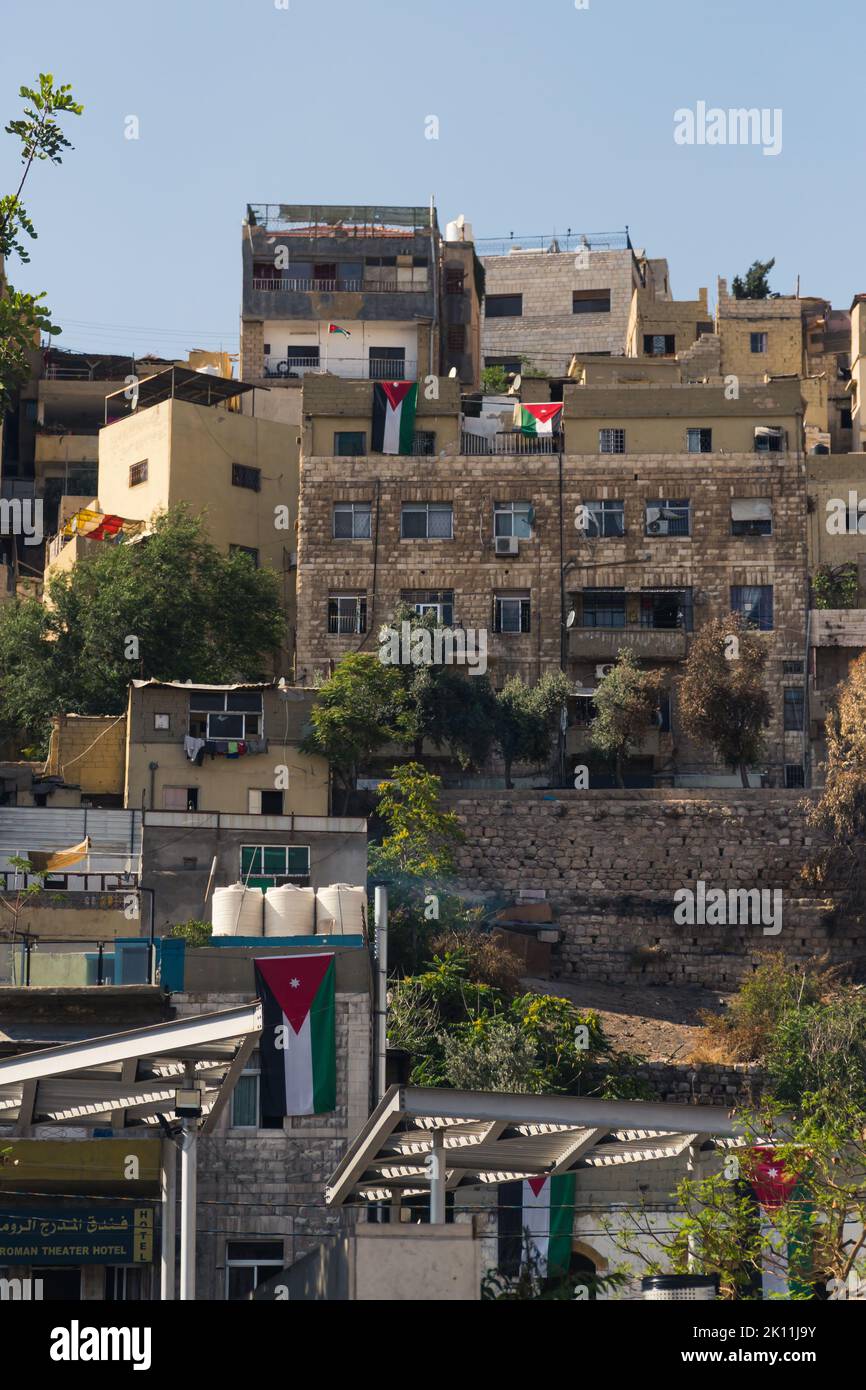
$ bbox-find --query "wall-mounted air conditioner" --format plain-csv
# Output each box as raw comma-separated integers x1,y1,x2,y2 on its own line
494,536,519,555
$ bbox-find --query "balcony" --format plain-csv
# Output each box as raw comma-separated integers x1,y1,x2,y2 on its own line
460,429,562,456
568,626,688,660
252,276,429,294
263,356,418,381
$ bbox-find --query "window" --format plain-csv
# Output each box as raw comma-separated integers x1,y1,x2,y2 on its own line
188,690,262,740
153,713,170,731
573,289,611,315
687,427,712,453
401,503,453,539
599,428,625,454
486,293,523,318
841,408,853,430
444,267,465,295
105,1267,146,1301
248,789,284,815
644,333,675,356
696,320,714,337
582,589,625,627
783,687,805,732
446,325,466,352
163,787,199,811
731,499,772,536
412,431,436,456
230,1052,284,1130
263,343,271,355
401,588,454,624
494,592,531,634
369,347,405,379
334,431,367,456
494,501,533,539
754,426,785,453
230,544,259,567
333,502,372,539
582,500,625,537
731,585,774,631
782,659,804,676
750,332,768,354
484,357,522,374
129,460,148,487
640,588,693,630
645,499,690,536
232,463,261,492
328,593,366,634
240,845,311,886
225,1240,285,1300
785,764,805,788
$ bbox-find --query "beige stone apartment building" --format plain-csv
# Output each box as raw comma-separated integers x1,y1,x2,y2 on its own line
294,371,808,787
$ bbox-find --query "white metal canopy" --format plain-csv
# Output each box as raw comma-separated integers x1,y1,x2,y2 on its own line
0,1003,262,1134
325,1086,745,1205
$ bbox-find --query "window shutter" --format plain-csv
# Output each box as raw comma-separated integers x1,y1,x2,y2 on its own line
521,599,531,633
248,790,262,815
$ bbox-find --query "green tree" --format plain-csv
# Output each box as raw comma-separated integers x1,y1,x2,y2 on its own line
677,614,771,788
731,257,776,300
493,671,571,789
0,506,285,747
588,649,665,787
1,74,83,412
301,653,407,813
805,650,866,893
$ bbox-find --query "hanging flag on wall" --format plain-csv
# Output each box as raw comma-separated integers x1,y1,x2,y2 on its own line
371,380,418,454
254,954,336,1116
498,1173,576,1278
513,401,563,436
328,323,351,336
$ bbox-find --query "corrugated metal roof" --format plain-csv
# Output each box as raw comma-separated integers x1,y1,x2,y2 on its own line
0,808,141,873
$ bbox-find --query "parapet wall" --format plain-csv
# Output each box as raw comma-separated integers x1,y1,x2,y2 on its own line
446,789,864,988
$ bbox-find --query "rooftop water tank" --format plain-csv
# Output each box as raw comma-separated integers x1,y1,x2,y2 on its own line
212,883,263,937
315,884,366,936
264,884,315,937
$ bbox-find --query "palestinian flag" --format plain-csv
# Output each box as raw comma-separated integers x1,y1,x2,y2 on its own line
371,380,418,454
328,323,351,336
513,401,563,436
748,1148,811,1298
499,1174,575,1278
254,954,336,1116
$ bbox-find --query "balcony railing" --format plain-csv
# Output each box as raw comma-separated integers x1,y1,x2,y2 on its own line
568,626,688,660
0,937,153,988
263,357,417,381
251,276,429,294
461,429,563,456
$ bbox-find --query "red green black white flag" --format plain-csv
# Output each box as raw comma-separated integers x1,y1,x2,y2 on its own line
254,954,336,1116
371,380,418,454
513,401,563,436
328,323,351,336
498,1173,576,1278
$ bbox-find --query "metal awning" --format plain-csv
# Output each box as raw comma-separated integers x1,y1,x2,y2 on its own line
0,1003,261,1135
326,1086,744,1205
104,366,253,422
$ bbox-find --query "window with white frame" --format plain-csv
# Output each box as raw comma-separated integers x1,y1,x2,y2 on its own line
188,691,262,740
494,501,533,539
225,1240,285,1300
599,428,625,454
333,502,372,539
493,592,531,634
153,713,170,731
328,593,366,634
240,844,311,885
401,589,454,624
754,426,785,453
230,1050,283,1130
687,427,712,453
583,500,625,536
401,503,453,540
645,499,690,536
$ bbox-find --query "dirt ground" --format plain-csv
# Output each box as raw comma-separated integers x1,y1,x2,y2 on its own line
522,975,731,1062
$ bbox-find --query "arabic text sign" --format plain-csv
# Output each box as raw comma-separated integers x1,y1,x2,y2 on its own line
0,1207,153,1265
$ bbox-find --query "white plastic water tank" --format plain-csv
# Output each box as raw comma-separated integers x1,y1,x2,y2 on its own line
212,883,263,936
315,884,366,936
264,884,315,937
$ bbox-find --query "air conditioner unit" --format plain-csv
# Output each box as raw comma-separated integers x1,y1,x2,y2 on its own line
495,535,519,555
595,663,615,678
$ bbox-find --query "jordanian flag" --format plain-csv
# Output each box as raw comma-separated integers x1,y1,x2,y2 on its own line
328,323,351,336
513,401,563,436
254,954,336,1116
748,1148,811,1299
371,380,418,454
499,1174,576,1278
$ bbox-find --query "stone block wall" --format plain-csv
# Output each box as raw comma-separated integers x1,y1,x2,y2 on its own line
446,789,863,988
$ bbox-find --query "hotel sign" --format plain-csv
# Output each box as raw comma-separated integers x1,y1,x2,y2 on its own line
0,1206,154,1264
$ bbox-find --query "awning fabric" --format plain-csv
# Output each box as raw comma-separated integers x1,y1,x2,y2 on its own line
731,499,772,521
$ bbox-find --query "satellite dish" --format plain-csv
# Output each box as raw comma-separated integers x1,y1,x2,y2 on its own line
511,373,522,393
566,610,576,628
448,366,458,378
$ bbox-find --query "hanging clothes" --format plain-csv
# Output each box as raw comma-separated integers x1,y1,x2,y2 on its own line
184,735,205,763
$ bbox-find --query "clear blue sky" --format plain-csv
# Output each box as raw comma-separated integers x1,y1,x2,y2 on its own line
2,0,862,360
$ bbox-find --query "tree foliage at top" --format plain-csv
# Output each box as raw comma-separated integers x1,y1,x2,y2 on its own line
493,671,571,789
588,649,665,787
0,506,285,746
677,614,771,788
731,257,776,300
1,74,82,413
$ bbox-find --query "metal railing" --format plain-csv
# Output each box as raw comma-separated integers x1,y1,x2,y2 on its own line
476,229,632,257
328,612,366,635
460,429,562,456
263,357,417,381
251,276,428,294
0,936,153,987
